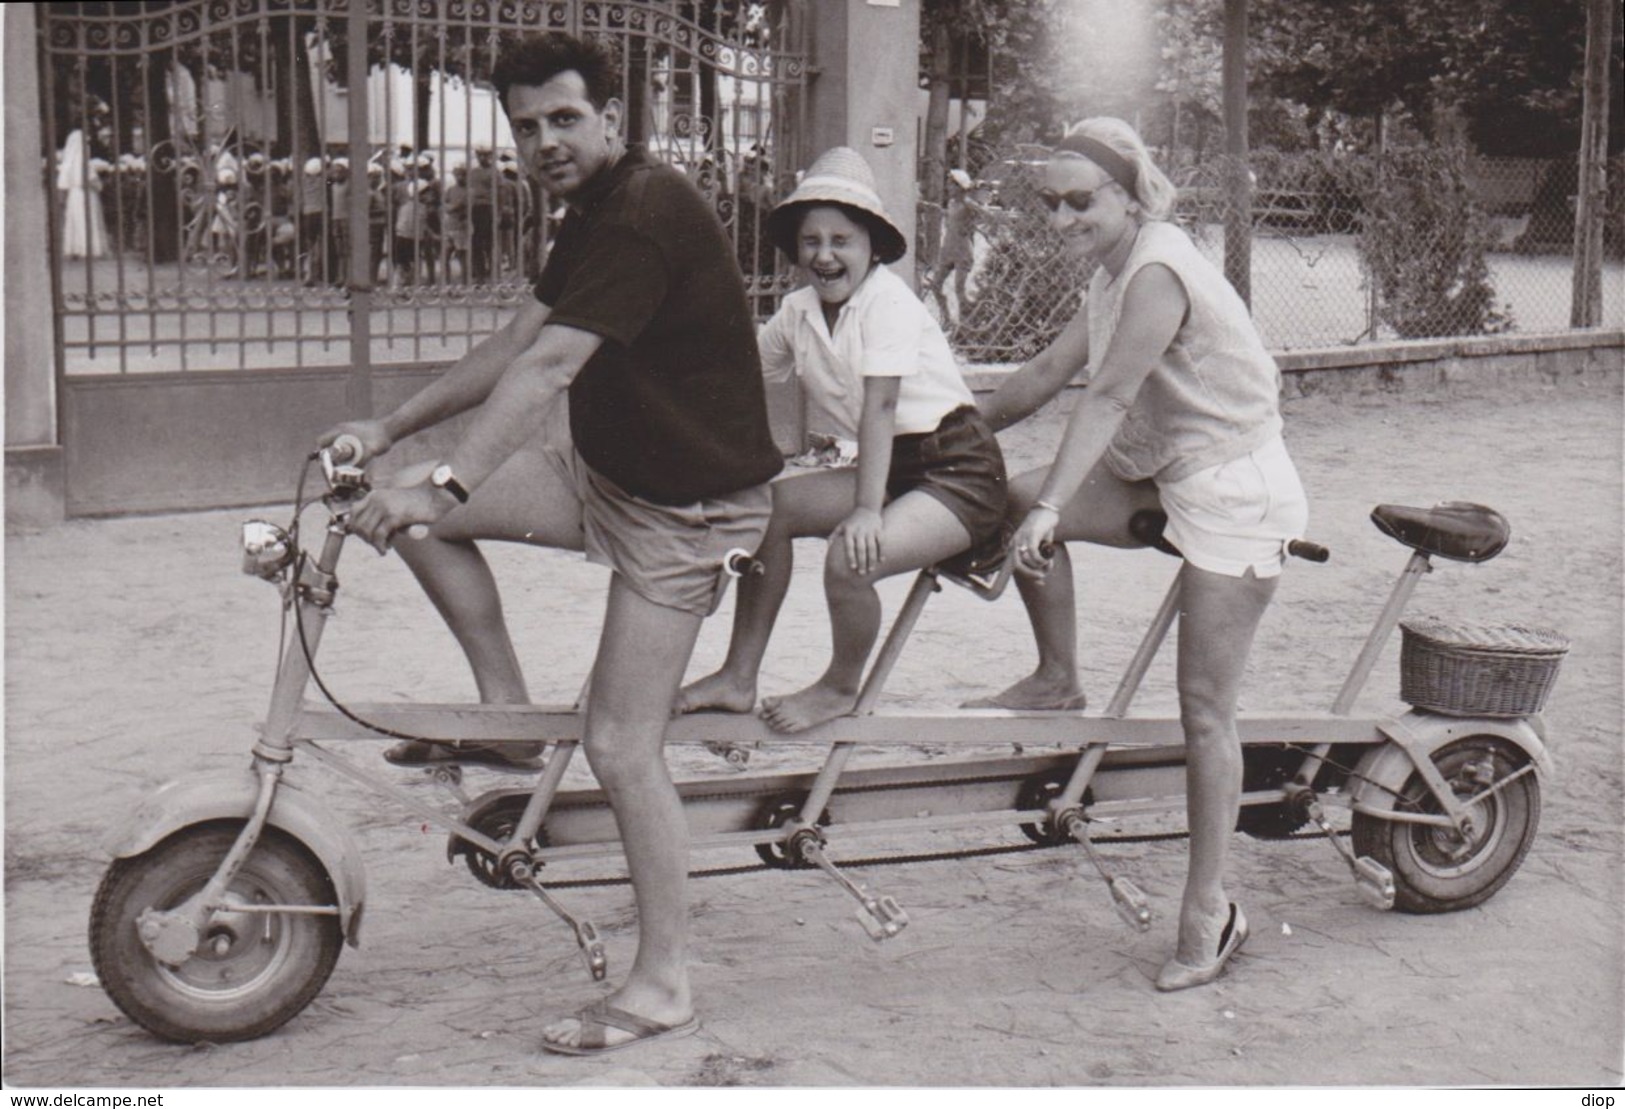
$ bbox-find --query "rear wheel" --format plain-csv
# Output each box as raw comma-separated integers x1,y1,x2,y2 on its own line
90,822,343,1042
1351,737,1540,913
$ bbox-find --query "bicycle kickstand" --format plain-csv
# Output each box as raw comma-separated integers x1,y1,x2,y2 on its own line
510,860,609,981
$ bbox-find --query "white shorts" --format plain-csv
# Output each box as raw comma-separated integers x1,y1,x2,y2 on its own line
1158,437,1308,579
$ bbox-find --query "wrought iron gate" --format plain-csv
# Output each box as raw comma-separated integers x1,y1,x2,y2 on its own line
39,0,809,512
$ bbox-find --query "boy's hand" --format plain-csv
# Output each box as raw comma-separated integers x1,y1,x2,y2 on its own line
834,507,885,577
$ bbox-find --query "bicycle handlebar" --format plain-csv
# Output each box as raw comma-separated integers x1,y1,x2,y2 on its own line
327,434,365,465
1287,539,1331,563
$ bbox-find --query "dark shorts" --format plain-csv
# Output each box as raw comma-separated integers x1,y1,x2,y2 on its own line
888,405,1008,553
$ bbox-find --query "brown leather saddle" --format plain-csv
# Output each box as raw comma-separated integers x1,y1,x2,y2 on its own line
1370,502,1510,563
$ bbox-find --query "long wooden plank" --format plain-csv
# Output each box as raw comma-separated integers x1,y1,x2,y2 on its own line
293,702,1382,748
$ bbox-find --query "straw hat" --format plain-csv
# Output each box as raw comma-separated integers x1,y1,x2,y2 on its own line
766,146,907,264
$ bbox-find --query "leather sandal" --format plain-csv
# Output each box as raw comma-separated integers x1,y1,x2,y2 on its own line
382,739,545,772
541,1000,699,1057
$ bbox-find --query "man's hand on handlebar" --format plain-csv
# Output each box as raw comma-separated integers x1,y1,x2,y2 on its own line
317,419,393,465
1011,505,1060,581
348,481,450,555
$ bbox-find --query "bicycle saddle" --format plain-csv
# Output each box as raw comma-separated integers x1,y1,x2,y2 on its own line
1129,509,1181,557
1370,502,1510,563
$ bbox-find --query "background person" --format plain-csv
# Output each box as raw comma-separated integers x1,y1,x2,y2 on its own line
57,100,111,260
974,117,1309,992
926,167,996,323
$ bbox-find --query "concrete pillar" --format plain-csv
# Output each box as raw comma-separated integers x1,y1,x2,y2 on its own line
5,4,66,527
807,0,920,288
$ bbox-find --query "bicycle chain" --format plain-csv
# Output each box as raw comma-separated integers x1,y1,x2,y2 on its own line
535,825,1346,890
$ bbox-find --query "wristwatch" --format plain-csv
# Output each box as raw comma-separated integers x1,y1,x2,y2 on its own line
429,463,470,504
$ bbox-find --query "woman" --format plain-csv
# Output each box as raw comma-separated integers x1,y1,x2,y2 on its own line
58,109,110,260
973,118,1309,990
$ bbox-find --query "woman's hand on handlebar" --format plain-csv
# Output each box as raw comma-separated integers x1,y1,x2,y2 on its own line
317,419,393,465
1011,505,1060,580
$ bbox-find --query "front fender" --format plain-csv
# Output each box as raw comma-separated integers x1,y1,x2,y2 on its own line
103,769,367,946
1350,710,1554,816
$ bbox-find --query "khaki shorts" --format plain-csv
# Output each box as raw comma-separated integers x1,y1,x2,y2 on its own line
1158,437,1308,579
545,440,772,617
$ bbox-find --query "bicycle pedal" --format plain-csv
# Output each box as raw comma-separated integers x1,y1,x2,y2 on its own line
1354,856,1396,910
856,895,909,941
577,920,608,981
428,766,472,802
1107,876,1154,932
704,741,751,768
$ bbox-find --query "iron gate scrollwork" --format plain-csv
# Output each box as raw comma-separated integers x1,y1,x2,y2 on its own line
40,0,809,379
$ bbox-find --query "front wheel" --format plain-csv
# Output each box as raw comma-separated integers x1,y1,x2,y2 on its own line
1351,736,1541,914
89,822,343,1042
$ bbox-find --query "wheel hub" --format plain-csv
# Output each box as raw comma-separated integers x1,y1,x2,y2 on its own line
136,907,202,966
1413,769,1502,873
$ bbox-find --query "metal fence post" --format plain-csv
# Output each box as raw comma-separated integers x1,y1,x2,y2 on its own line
346,0,373,418
1571,0,1613,328
1222,0,1251,307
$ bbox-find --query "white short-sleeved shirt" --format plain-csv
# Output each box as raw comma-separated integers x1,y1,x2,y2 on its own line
759,265,973,442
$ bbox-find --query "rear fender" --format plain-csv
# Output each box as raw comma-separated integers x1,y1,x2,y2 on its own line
103,769,367,946
1351,711,1553,817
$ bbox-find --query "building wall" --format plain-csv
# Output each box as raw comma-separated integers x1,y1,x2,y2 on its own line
809,0,921,289
5,4,66,527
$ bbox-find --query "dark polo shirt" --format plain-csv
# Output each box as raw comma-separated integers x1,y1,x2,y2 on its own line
533,146,783,505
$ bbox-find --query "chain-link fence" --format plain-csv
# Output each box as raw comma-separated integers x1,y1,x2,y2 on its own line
919,147,1624,363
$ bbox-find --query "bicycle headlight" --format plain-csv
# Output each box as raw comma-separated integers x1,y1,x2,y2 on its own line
241,519,293,580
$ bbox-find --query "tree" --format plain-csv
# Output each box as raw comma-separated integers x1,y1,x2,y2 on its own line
1248,0,1619,156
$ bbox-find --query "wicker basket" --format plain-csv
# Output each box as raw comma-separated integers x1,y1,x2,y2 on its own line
1399,617,1570,717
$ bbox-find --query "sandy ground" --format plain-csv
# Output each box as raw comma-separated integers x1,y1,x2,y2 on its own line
4,364,1622,1089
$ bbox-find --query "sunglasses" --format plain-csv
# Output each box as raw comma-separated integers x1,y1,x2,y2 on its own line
1037,187,1101,213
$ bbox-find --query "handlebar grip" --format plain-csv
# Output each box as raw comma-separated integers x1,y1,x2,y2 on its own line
724,547,765,578
329,434,365,464
1287,538,1330,563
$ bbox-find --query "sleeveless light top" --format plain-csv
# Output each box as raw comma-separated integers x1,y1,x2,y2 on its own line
1087,220,1284,484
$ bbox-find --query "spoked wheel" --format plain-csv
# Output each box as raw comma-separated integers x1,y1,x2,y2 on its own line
89,822,344,1043
1351,736,1541,914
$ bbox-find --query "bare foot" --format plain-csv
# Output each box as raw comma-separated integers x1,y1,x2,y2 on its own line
673,670,757,715
960,671,1086,711
759,680,858,733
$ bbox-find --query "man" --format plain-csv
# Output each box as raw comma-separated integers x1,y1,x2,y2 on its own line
441,162,470,281
465,146,498,282
926,168,997,323
326,32,783,1055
